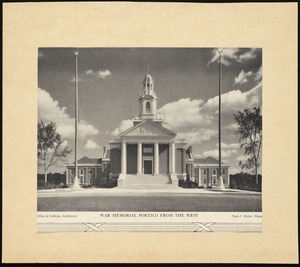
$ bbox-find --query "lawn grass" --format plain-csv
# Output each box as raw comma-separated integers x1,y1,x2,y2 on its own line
38,193,262,212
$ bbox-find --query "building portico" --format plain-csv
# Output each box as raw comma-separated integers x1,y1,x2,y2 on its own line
109,72,188,188
110,117,188,187
119,139,181,176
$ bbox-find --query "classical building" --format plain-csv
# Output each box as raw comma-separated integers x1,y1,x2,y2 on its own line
66,147,110,186
66,72,230,189
109,73,189,188
192,157,230,187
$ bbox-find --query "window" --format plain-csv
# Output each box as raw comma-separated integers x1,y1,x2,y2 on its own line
223,178,225,184
213,169,216,175
194,169,198,178
98,168,102,175
70,169,74,175
213,179,216,184
203,169,206,175
79,169,84,175
80,177,83,184
204,179,206,183
88,168,93,175
90,178,93,184
146,102,150,112
222,169,225,175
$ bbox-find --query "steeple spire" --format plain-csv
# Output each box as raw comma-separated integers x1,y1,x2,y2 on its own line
133,72,163,126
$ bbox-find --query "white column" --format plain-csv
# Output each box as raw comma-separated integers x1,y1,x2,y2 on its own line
154,142,159,175
137,142,142,174
169,143,172,174
169,142,176,174
182,148,186,175
121,141,127,174
66,168,69,185
85,167,88,184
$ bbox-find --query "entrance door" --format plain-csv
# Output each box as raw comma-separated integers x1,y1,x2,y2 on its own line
144,160,153,174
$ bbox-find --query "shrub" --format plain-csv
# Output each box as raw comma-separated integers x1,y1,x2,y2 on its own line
179,180,198,189
230,173,262,192
106,177,117,188
95,177,117,188
81,184,94,188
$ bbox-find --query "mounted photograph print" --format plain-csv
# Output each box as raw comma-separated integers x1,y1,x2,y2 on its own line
37,48,262,232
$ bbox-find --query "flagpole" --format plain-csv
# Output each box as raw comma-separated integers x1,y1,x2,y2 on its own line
217,49,225,189
72,50,80,188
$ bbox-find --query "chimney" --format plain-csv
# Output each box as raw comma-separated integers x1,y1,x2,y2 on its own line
103,146,107,158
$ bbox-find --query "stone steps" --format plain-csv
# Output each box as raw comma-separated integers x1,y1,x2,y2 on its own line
124,174,171,185
118,184,179,189
118,174,179,189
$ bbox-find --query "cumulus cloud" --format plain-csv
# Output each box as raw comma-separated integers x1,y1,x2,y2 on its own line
111,119,133,136
202,82,262,114
229,168,241,174
70,77,83,82
86,70,94,75
237,48,258,62
98,70,111,79
202,149,234,159
254,66,262,84
217,142,239,149
226,123,239,130
158,98,212,130
38,88,99,139
177,129,217,144
85,69,112,79
110,83,261,145
38,51,44,58
234,70,253,85
200,142,240,159
208,48,260,66
236,154,248,162
207,48,239,66
85,140,100,149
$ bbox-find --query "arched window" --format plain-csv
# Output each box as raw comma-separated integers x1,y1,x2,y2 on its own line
146,102,150,112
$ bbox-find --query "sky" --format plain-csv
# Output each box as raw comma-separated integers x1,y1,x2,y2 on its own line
38,48,262,174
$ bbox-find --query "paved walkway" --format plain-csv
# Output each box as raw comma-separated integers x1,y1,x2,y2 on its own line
38,187,261,196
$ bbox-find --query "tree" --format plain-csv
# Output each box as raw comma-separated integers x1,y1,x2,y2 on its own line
38,121,72,184
234,107,262,184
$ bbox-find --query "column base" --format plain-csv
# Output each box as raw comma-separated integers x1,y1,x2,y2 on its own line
71,176,82,189
169,173,178,186
118,173,126,187
215,175,225,189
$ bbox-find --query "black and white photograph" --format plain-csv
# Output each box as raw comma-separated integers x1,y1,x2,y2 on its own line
37,48,262,232
4,1,298,264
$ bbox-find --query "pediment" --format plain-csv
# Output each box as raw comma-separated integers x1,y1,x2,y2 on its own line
120,119,176,137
